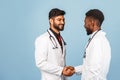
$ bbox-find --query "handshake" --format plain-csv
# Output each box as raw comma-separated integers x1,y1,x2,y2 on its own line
62,66,75,76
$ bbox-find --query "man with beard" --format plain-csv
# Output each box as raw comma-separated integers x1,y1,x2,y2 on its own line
35,8,74,80
74,9,111,80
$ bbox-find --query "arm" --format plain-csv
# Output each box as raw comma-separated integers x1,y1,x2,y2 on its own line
35,37,63,76
75,65,83,75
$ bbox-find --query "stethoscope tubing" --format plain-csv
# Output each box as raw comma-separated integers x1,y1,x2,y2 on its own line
47,30,58,49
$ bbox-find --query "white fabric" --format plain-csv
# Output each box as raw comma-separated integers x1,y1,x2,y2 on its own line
75,30,111,80
35,30,67,80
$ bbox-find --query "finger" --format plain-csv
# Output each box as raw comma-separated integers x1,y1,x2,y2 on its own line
64,67,69,70
62,67,75,76
66,69,74,76
62,67,70,75
68,66,74,70
66,69,71,73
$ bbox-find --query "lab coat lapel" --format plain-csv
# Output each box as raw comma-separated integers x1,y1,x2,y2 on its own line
61,39,66,56
48,30,63,53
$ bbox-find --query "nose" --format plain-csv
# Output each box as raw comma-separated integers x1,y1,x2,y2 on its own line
61,20,65,24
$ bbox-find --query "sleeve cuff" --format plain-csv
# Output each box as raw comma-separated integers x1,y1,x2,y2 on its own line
75,65,83,75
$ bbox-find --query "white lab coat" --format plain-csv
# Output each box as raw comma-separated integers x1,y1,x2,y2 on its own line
75,30,111,80
35,30,67,80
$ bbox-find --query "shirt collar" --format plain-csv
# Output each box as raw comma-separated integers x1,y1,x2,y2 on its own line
49,28,61,37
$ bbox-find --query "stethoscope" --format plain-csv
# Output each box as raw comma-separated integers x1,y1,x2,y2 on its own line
47,30,58,49
83,29,101,58
47,30,66,49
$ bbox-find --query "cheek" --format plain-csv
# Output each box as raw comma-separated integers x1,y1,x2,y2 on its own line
55,20,61,25
84,23,89,28
86,22,91,27
53,20,59,25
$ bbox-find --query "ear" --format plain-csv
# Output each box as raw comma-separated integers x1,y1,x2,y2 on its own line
95,20,100,27
49,18,53,25
91,18,95,23
91,19,94,27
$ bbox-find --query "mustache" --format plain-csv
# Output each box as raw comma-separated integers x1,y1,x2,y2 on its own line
59,24,64,26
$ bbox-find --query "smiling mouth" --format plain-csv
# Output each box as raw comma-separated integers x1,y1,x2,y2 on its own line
59,24,64,27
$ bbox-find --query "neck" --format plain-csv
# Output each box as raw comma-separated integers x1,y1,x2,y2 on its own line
92,26,101,33
50,27,60,34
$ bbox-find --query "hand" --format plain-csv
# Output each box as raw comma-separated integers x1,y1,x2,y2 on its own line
62,66,75,76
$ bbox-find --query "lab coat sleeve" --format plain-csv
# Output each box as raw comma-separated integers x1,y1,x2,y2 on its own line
75,65,83,75
35,37,63,76
86,38,103,79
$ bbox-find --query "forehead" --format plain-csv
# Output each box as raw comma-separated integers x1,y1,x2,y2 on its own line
54,15,65,19
84,16,92,21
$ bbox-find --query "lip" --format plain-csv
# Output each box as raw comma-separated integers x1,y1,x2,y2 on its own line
59,24,64,27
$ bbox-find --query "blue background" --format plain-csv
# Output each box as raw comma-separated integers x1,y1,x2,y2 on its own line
0,0,120,80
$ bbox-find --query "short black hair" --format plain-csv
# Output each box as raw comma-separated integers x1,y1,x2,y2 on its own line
86,9,104,26
49,8,65,19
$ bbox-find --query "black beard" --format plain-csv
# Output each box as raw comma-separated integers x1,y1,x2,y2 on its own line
54,24,64,31
86,28,92,35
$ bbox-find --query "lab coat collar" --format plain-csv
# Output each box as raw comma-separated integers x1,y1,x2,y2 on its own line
90,30,98,38
89,30,106,39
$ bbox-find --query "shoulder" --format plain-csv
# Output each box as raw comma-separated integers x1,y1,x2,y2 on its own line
93,31,108,44
94,30,106,39
35,32,49,44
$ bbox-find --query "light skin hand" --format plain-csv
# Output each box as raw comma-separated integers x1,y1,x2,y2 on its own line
62,66,75,76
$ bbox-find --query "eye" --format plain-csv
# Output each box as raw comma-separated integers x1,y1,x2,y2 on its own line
57,18,61,21
58,19,61,21
63,19,65,22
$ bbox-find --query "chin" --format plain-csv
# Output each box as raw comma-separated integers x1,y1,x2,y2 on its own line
60,28,64,31
87,32,92,35
59,27,64,31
